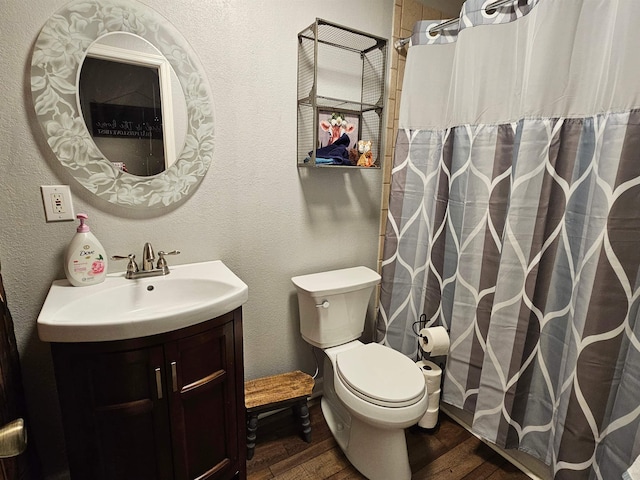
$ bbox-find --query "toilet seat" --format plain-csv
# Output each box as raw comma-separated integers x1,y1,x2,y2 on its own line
336,343,425,408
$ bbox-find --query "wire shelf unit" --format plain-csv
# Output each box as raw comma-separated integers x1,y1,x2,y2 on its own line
297,19,387,168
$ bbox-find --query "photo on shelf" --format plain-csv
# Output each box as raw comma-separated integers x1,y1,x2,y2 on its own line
317,110,360,150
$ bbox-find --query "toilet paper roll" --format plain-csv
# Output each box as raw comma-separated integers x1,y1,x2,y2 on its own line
418,406,439,429
416,360,442,392
418,326,450,356
427,389,441,410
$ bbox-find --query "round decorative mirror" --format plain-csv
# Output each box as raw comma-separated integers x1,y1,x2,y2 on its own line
31,0,214,208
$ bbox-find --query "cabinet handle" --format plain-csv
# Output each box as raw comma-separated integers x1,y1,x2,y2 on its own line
155,367,163,400
171,361,178,392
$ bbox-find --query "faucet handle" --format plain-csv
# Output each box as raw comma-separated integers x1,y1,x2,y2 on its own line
157,250,180,270
111,254,139,275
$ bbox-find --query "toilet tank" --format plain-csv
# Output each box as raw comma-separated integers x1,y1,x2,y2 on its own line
291,266,381,348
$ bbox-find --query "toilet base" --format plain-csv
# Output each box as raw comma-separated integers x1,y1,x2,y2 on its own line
321,397,412,480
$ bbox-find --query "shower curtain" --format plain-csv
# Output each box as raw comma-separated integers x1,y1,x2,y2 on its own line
377,0,640,478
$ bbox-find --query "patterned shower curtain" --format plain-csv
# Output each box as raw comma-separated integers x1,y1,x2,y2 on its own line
377,1,640,478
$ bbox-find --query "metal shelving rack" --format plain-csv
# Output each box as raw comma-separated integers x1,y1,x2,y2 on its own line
297,19,387,168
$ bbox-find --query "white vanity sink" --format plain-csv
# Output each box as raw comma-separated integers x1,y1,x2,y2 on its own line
37,260,248,342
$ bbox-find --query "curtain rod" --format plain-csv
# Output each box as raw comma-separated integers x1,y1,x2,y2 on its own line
394,0,517,49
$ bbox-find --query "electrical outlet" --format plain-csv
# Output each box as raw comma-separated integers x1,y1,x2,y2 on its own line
41,185,75,221
52,193,64,213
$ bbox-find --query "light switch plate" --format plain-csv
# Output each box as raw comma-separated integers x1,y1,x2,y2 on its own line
41,185,75,221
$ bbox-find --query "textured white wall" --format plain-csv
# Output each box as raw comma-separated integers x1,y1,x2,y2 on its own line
0,0,393,477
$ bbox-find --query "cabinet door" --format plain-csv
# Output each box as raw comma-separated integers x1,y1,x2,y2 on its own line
166,320,239,480
54,345,174,480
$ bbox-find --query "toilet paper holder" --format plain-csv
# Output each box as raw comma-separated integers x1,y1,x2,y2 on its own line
414,314,450,360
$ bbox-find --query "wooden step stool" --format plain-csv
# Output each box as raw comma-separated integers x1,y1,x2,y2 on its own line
244,370,315,460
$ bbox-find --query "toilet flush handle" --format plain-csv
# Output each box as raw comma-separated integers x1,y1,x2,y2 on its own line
316,300,330,309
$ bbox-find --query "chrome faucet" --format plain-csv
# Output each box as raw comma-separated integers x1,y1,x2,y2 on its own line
112,243,180,279
142,242,155,272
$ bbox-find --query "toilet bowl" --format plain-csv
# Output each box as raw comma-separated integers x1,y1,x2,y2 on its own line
292,267,428,480
322,341,427,480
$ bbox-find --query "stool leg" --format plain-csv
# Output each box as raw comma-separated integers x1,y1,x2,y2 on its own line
298,401,311,443
246,412,258,460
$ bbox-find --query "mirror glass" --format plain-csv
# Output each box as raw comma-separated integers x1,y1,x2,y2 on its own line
31,0,214,208
78,33,188,177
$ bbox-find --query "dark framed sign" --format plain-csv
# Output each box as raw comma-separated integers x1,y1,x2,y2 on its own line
89,102,163,140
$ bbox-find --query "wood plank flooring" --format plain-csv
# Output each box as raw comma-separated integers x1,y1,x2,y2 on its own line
247,400,531,479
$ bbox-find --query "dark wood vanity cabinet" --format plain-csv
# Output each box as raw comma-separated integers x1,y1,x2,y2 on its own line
51,308,246,480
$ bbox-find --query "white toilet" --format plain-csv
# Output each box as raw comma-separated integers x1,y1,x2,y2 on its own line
292,266,428,480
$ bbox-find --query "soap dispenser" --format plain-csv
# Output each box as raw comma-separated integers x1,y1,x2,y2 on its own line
64,213,108,287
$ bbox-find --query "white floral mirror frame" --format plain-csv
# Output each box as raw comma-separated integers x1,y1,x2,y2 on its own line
31,0,214,208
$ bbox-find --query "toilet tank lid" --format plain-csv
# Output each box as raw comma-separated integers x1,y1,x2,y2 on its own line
291,266,381,296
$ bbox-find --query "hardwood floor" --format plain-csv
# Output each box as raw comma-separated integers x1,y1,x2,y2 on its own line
247,400,531,479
